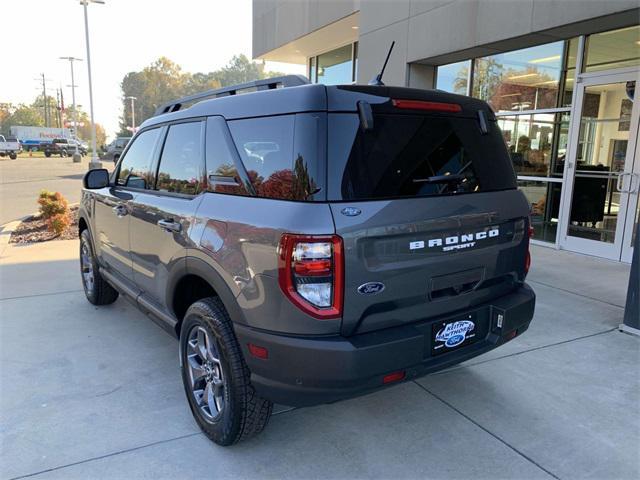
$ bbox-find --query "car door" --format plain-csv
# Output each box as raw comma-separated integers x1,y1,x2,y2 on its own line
93,127,163,283
129,120,205,312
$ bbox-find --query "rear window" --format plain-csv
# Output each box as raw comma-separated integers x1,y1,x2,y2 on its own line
328,113,516,201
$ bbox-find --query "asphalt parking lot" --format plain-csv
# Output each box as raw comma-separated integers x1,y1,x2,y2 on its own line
0,155,112,224
0,240,638,480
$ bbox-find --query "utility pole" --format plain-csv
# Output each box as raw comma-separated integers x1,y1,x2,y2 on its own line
125,96,137,132
37,74,49,127
80,0,105,170
60,56,83,162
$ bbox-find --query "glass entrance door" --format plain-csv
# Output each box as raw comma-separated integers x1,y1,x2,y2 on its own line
560,71,639,261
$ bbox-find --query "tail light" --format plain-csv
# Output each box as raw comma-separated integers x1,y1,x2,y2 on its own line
278,234,343,319
392,99,462,113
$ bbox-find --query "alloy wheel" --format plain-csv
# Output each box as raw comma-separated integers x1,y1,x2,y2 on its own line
186,325,225,421
80,240,95,295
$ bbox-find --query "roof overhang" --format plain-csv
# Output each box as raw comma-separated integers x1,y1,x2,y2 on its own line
256,13,360,65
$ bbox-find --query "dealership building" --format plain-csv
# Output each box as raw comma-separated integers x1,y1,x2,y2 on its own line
253,0,640,262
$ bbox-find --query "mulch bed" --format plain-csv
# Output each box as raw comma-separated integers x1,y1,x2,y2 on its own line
9,206,79,244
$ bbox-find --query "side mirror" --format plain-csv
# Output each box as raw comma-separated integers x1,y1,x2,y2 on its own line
84,168,110,189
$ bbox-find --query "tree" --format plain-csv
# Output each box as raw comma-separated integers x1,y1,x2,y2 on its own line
117,54,285,137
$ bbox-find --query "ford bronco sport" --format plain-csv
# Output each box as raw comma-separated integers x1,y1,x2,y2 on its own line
79,75,535,446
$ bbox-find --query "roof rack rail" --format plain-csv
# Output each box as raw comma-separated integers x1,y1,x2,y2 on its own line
153,74,310,117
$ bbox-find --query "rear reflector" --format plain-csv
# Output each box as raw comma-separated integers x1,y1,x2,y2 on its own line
504,330,517,342
392,99,462,113
382,371,406,384
248,343,269,359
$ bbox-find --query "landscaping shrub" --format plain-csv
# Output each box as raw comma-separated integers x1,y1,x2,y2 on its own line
47,213,71,236
37,190,69,219
37,190,70,235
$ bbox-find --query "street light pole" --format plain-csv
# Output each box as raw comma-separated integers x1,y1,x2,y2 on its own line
80,0,105,170
60,56,83,162
125,96,137,132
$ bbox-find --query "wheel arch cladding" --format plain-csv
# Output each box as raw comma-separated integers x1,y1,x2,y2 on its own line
174,257,249,337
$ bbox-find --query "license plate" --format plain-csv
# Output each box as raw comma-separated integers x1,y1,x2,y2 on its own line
431,314,477,356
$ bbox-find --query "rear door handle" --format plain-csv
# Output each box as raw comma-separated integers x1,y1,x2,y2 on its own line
157,219,182,232
112,205,128,217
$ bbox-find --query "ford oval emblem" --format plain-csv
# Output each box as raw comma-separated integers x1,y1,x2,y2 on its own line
357,282,385,295
341,207,361,217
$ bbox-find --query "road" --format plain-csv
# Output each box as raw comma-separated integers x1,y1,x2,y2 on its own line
0,154,113,224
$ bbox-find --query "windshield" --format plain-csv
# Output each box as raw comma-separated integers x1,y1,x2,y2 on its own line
327,113,516,201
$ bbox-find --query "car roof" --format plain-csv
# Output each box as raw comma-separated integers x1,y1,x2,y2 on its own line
139,83,494,130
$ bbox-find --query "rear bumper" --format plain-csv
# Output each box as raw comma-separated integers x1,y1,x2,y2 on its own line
235,283,535,407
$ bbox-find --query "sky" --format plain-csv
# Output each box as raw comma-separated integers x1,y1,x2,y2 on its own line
1,0,304,141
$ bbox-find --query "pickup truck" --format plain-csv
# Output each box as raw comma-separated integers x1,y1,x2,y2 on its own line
43,138,87,157
0,135,21,160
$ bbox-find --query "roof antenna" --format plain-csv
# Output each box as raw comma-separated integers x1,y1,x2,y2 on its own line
368,41,395,86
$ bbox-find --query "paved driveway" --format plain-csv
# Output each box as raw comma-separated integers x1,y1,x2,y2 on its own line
0,242,638,479
0,156,112,224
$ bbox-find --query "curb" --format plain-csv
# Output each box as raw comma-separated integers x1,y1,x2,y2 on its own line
0,203,80,256
0,215,30,256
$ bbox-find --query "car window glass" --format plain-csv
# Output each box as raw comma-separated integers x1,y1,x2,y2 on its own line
117,128,161,189
156,122,204,195
228,115,296,199
205,117,248,196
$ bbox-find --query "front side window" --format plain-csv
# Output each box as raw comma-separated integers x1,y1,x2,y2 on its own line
156,122,204,195
117,128,161,189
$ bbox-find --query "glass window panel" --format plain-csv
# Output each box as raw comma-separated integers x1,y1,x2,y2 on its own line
353,42,358,82
156,122,204,195
317,45,353,85
584,26,640,72
561,37,579,107
497,113,569,177
117,128,161,189
309,56,317,83
472,42,565,111
436,60,470,95
568,81,634,244
518,179,561,243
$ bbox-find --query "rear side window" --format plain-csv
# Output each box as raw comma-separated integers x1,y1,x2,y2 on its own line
228,115,323,201
156,122,205,195
328,113,516,201
205,116,249,196
117,128,161,189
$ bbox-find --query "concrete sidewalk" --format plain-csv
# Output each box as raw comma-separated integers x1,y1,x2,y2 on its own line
0,241,638,480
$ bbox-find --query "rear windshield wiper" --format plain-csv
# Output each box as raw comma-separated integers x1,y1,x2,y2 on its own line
412,174,465,184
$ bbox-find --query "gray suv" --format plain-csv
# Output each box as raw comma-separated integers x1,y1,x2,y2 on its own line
79,75,535,446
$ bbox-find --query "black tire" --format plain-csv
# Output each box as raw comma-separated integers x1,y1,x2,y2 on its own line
80,229,119,305
44,151,51,158
61,149,68,157
113,154,120,164
180,297,273,446
9,153,16,160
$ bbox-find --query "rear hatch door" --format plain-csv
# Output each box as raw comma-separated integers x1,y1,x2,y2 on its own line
326,99,530,336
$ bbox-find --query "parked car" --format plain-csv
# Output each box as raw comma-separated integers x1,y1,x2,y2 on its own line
0,135,21,159
79,75,536,446
43,138,85,157
101,136,130,163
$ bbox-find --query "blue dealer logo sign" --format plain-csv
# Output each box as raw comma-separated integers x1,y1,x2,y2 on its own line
435,320,475,348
